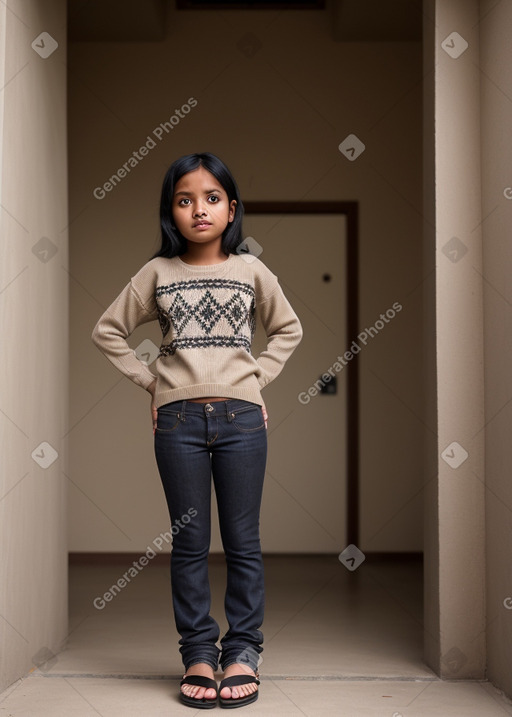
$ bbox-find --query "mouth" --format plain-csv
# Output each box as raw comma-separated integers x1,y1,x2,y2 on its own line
193,221,212,228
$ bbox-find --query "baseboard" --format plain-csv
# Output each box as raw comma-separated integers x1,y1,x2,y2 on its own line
68,551,423,565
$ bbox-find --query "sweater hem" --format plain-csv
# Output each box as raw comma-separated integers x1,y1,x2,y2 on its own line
153,385,265,410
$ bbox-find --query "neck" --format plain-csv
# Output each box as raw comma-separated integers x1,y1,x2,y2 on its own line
181,241,228,265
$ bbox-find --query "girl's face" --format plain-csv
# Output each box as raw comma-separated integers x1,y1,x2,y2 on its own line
172,166,237,249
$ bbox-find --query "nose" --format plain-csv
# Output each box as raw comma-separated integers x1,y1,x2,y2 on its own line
193,202,207,217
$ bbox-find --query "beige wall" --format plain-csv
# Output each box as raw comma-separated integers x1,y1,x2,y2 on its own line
0,0,68,691
423,0,487,681
70,5,424,552
421,0,440,682
480,0,512,698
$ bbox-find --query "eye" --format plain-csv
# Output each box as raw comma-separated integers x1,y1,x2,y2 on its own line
208,195,220,203
177,198,191,206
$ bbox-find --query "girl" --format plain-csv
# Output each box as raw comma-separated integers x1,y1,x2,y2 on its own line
91,152,303,709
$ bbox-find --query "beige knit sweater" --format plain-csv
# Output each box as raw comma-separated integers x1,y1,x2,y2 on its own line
91,253,303,410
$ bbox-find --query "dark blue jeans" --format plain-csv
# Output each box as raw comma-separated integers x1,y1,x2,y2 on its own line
154,398,267,673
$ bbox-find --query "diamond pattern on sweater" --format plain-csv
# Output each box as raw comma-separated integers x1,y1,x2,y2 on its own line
155,277,256,356
194,290,224,333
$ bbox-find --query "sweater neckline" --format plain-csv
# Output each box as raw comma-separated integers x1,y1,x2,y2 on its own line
176,253,234,272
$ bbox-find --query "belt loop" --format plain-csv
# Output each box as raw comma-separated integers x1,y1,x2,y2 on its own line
180,399,187,420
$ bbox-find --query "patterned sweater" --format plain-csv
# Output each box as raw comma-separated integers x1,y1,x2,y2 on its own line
91,253,303,410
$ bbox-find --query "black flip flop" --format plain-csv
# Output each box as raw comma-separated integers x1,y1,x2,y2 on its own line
218,673,260,709
179,674,219,709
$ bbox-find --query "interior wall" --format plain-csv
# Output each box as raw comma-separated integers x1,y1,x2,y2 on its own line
69,4,424,553
421,0,440,682
480,0,512,698
423,0,486,679
0,0,68,691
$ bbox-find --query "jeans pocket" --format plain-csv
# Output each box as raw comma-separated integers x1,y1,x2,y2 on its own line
230,405,265,433
155,409,182,433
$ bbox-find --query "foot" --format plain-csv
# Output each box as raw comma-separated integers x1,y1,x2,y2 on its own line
181,662,217,701
219,662,259,701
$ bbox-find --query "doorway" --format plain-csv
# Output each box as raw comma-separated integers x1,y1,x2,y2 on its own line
232,202,360,552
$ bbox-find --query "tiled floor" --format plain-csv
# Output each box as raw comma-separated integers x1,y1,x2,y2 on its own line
2,555,512,716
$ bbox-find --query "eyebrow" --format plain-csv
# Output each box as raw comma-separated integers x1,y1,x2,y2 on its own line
174,188,222,197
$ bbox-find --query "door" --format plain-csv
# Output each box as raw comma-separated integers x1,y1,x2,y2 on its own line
210,210,351,553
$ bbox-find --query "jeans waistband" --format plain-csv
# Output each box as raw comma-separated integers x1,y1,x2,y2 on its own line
158,398,259,418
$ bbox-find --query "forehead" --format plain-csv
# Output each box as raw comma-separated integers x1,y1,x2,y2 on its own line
175,166,224,192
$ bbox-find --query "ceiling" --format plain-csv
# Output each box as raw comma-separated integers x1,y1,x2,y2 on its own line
68,0,423,42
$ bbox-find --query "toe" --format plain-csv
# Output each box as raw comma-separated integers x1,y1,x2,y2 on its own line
219,686,232,699
182,684,203,699
181,684,218,701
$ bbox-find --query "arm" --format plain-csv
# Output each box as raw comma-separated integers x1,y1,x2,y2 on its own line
91,280,158,391
254,282,303,390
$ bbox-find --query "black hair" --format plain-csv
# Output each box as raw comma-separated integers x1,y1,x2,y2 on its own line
149,152,245,260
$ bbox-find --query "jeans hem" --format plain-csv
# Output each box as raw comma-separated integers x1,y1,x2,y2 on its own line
184,657,220,672
220,657,260,673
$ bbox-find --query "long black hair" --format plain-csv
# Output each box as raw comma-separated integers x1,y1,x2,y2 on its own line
149,152,245,260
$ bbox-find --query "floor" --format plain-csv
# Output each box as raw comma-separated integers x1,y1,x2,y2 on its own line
1,555,511,716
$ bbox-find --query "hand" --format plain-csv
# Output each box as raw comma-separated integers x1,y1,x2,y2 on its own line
151,396,158,434
262,404,268,429
147,380,157,434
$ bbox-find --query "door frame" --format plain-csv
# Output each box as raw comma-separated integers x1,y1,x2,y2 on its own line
243,201,359,546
